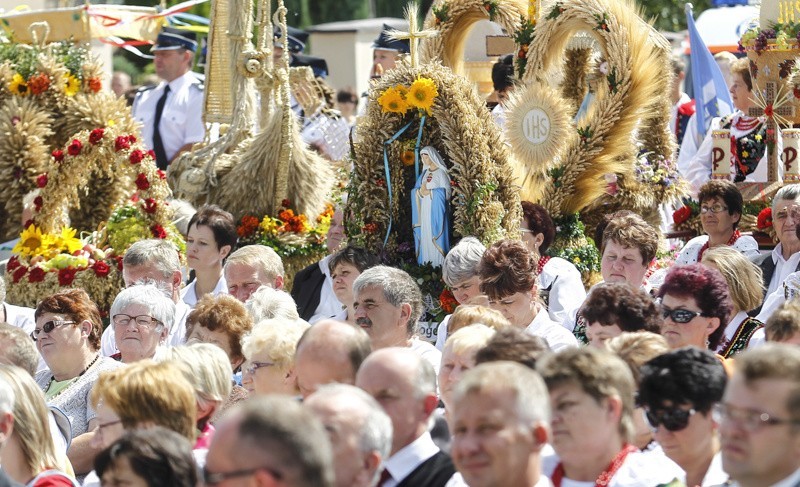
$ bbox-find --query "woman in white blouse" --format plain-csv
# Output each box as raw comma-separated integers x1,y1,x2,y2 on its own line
181,204,237,308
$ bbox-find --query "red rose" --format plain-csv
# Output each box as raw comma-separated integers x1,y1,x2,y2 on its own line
129,150,144,164
6,256,19,272
58,267,77,286
282,199,292,208
128,134,137,143
157,170,166,180
12,266,27,283
143,198,158,214
151,224,167,239
114,136,130,152
52,149,64,162
673,206,692,225
33,196,43,212
757,207,773,230
135,173,150,190
89,128,104,145
93,261,110,278
147,150,156,159
439,288,457,314
28,267,45,283
67,139,82,156
36,173,47,188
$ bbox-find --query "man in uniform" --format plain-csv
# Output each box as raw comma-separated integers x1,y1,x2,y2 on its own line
133,27,205,170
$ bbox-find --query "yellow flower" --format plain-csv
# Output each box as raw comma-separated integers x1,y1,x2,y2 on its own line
63,74,80,97
378,87,409,115
742,150,750,158
406,77,438,115
13,225,51,258
9,73,29,96
755,134,762,141
260,216,280,235
56,227,84,254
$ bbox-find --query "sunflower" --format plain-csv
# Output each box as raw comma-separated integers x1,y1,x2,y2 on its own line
378,87,409,115
13,225,51,258
406,77,439,115
63,74,80,97
55,227,84,254
9,73,29,96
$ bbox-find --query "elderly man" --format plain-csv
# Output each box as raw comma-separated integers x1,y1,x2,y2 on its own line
132,27,204,170
101,239,189,356
353,266,440,373
205,396,334,487
224,245,285,303
752,185,800,309
306,384,393,487
718,344,800,487
449,362,552,487
293,319,371,398
356,348,455,487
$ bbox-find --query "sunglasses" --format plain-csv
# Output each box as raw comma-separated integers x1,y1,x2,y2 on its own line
645,407,697,432
30,320,76,341
659,306,706,324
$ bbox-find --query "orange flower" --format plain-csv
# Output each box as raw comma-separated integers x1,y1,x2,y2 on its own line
278,209,295,222
87,77,102,93
401,150,415,166
28,73,50,95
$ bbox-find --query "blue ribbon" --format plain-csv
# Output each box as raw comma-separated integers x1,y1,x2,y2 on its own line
413,115,427,178
382,120,415,245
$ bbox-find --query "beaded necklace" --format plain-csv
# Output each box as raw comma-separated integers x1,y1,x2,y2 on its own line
697,230,740,262
44,354,100,397
551,444,637,487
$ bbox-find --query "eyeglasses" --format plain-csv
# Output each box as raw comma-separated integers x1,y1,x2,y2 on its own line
712,404,800,432
645,407,697,432
244,361,276,376
30,320,76,341
202,466,282,486
112,314,162,328
97,419,123,435
659,305,707,324
700,204,729,214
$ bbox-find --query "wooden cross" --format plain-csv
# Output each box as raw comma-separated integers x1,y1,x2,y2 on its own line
389,3,438,68
748,81,795,182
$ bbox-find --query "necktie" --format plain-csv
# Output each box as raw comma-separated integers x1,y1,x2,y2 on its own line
152,85,171,171
378,468,392,486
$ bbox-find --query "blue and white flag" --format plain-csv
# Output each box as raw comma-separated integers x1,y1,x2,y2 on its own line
686,3,733,141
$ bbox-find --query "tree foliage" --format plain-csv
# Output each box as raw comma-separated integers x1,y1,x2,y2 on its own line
636,0,712,32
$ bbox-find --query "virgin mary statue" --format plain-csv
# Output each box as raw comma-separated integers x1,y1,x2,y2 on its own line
411,146,451,266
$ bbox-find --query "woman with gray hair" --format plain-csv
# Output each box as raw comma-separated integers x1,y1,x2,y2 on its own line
436,237,487,350
110,284,175,363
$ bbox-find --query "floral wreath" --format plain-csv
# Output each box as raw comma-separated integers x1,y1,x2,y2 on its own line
421,0,533,78
5,126,182,314
0,39,136,241
515,0,678,220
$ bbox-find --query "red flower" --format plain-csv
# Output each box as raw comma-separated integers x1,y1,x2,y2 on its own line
143,198,158,214
12,266,27,283
157,170,166,180
279,209,295,222
129,150,144,164
58,267,77,286
28,267,45,283
151,224,167,239
147,150,156,159
757,207,773,230
363,222,379,233
130,193,140,203
116,256,124,271
36,173,48,188
673,206,692,225
52,149,64,162
765,105,774,118
135,173,150,190
115,136,131,152
67,139,82,156
87,77,102,93
93,261,110,278
794,87,800,99
439,288,457,314
6,256,19,272
518,49,527,59
237,215,260,238
33,196,43,212
89,128,104,145
128,134,137,143
282,199,292,208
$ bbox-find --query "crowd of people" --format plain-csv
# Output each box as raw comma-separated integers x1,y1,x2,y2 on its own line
0,177,796,487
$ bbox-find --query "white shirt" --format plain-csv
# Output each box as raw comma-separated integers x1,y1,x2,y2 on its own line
701,452,728,487
101,300,190,356
409,336,442,375
382,432,440,487
543,450,684,487
308,255,345,324
435,314,452,351
756,270,800,322
445,472,552,487
675,235,760,266
767,244,800,296
727,466,800,487
132,71,205,163
540,257,587,325
180,275,228,308
715,310,766,355
4,302,35,335
526,311,578,352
